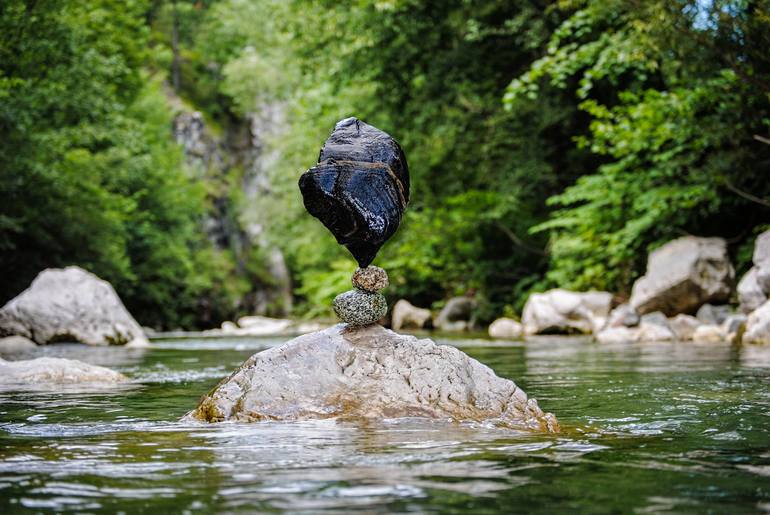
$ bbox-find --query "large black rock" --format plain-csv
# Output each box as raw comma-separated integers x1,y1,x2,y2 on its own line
299,117,409,267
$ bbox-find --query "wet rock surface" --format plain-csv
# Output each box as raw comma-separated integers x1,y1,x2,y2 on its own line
0,266,148,347
299,117,409,267
333,290,388,326
629,236,734,316
185,324,559,432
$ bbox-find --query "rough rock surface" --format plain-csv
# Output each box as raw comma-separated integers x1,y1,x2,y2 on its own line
435,297,477,332
391,300,432,331
185,324,559,432
629,236,734,316
0,357,126,384
488,318,523,339
352,266,389,292
0,336,37,353
743,300,770,344
298,117,409,267
0,267,148,347
522,289,612,335
333,290,387,326
723,315,747,344
692,325,724,343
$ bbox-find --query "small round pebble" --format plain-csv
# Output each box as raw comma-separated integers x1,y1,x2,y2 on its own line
333,289,388,326
351,266,389,292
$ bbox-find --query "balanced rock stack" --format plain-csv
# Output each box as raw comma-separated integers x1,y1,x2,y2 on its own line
333,266,390,326
300,117,409,326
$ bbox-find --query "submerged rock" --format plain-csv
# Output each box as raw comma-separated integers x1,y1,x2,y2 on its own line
0,267,148,347
391,300,432,331
299,117,409,267
522,289,612,335
333,289,388,326
629,236,734,316
185,324,558,432
488,318,523,340
0,357,126,384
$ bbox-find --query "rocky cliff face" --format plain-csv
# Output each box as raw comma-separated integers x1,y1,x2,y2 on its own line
172,106,292,317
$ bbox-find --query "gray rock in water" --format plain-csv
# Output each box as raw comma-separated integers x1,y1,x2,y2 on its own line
184,324,559,432
630,236,734,316
352,266,389,292
0,357,126,384
743,300,770,344
669,314,701,340
435,297,477,332
696,304,731,325
605,303,640,328
0,267,148,347
333,289,387,326
488,318,523,339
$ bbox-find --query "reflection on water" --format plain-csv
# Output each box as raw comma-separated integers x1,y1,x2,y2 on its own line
0,335,769,513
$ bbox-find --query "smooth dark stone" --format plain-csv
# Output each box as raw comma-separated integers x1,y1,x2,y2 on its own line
299,117,409,267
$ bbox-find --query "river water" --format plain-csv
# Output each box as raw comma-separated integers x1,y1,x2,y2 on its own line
0,334,768,513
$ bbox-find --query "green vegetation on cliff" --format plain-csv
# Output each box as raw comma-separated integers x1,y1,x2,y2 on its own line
1,0,769,326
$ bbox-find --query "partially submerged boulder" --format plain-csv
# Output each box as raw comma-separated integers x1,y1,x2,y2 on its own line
0,267,148,347
0,335,37,354
668,314,701,341
629,236,734,316
488,318,523,340
0,357,126,384
391,299,432,331
604,303,640,329
185,324,559,432
595,312,675,343
435,297,476,332
522,289,612,335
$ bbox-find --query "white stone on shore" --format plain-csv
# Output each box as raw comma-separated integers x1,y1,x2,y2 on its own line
488,318,523,339
391,300,432,331
522,289,612,335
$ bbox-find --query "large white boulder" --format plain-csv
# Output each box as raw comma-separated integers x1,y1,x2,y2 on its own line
629,236,734,316
743,300,770,344
522,289,612,335
0,267,148,347
391,299,432,331
185,324,559,432
0,357,126,384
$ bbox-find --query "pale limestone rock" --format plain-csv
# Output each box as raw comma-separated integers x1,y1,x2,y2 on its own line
185,324,559,432
629,237,734,316
595,320,675,343
0,267,148,347
0,357,126,384
722,314,747,344
488,318,523,340
692,325,725,343
669,314,702,341
737,267,766,314
523,289,612,335
743,300,770,344
391,300,432,331
605,303,640,328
